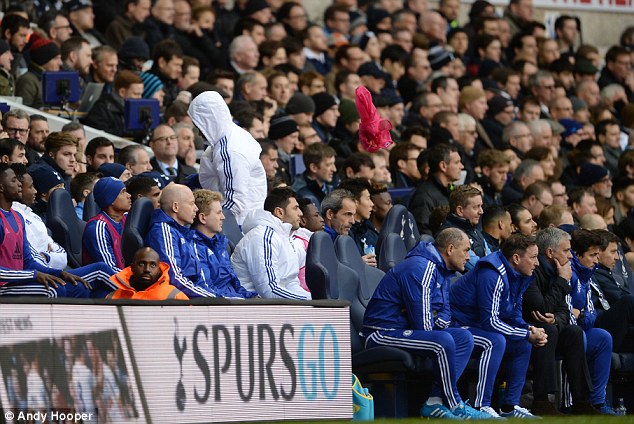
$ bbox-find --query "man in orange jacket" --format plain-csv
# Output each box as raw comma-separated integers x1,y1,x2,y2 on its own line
107,247,189,300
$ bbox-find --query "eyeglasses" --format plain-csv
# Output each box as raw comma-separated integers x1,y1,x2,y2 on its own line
151,134,178,143
5,127,29,135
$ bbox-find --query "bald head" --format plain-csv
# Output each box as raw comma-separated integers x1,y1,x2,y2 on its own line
160,184,198,225
579,213,607,230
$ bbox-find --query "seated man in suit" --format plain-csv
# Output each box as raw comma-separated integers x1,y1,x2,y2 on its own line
149,124,196,184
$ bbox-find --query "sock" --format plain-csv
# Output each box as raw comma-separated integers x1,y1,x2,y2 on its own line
426,396,443,405
501,404,515,413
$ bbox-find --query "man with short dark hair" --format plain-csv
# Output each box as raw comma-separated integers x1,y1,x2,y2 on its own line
231,187,311,300
482,205,513,252
85,137,115,172
292,142,337,208
26,115,48,165
411,144,464,235
125,174,162,208
1,14,30,75
597,46,633,101
568,187,597,224
0,138,27,165
451,234,544,418
502,159,545,205
389,142,422,189
148,39,184,107
521,181,553,219
477,149,510,208
61,36,93,79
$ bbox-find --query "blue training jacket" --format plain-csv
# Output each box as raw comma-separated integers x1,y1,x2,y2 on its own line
570,252,597,331
363,241,454,333
145,209,217,298
451,251,532,341
192,231,257,299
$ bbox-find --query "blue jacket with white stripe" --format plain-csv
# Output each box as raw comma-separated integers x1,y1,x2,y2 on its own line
363,241,454,333
450,251,532,341
145,209,217,298
569,252,597,331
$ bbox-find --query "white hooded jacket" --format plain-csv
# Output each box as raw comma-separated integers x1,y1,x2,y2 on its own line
231,209,311,300
188,91,267,225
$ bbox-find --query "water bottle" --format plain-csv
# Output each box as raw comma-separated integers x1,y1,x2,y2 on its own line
616,398,627,415
364,244,375,256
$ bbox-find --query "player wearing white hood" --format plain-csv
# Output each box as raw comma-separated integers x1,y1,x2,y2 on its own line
188,91,267,225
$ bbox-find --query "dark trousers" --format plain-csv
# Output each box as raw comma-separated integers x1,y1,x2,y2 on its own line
596,295,634,353
529,323,592,402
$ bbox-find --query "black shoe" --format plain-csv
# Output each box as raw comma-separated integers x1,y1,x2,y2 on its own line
571,401,602,415
531,400,564,416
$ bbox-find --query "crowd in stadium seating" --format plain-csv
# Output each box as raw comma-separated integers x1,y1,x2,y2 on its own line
0,0,632,417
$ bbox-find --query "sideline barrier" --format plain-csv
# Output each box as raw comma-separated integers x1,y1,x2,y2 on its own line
0,298,352,423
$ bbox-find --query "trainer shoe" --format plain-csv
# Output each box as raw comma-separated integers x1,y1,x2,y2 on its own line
596,404,618,415
453,401,494,419
479,406,506,419
421,402,461,419
499,405,541,419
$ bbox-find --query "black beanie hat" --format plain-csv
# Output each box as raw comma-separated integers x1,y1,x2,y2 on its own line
311,92,337,118
29,38,60,67
268,114,299,140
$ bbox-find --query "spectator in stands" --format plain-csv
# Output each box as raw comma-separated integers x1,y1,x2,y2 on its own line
28,164,66,223
258,141,279,179
118,145,153,177
522,227,599,415
38,11,74,48
147,40,181,107
339,178,378,267
612,176,634,225
538,205,574,229
61,37,93,81
568,187,598,224
235,71,268,102
268,115,299,185
2,111,29,149
12,164,67,269
321,188,356,241
441,185,490,269
126,175,161,208
145,183,217,297
368,182,392,232
89,45,118,90
71,172,99,219
297,197,324,234
62,122,87,155
1,14,29,76
148,124,196,184
292,142,337,208
0,138,27,165
411,144,463,235
508,204,538,237
190,91,267,225
15,38,62,109
28,132,78,191
406,92,443,129
502,159,545,205
0,163,115,298
459,86,493,150
576,163,612,201
389,142,422,189
482,95,515,149
285,92,315,126
341,153,375,181
143,0,176,50
596,119,621,176
118,36,150,72
26,115,48,166
85,137,114,173
231,187,311,300
311,92,339,143
477,149,510,208
229,35,260,76
451,234,544,418
191,190,256,298
593,230,634,353
105,0,151,50
528,71,556,118
482,205,513,252
363,228,489,419
82,177,131,272
82,70,144,137
0,40,14,96
302,24,331,75
66,0,105,48
598,46,633,101
177,6,222,78
520,181,553,219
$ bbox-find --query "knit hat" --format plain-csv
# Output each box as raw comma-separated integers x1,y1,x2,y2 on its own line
312,92,337,118
351,31,375,51
428,45,454,71
29,38,60,67
578,163,609,187
240,0,269,16
574,59,598,75
29,166,64,194
349,16,368,34
366,7,390,32
118,36,150,62
136,171,171,189
98,163,127,179
488,95,514,116
559,118,582,139
65,0,92,12
286,93,315,115
383,90,404,106
268,114,299,140
93,177,125,209
140,72,164,99
0,40,10,56
357,61,386,79
570,96,588,113
459,86,486,109
338,99,360,125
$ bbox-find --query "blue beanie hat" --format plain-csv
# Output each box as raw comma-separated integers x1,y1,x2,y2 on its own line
140,72,164,99
93,177,125,209
29,166,64,194
136,171,171,189
98,163,127,179
578,163,609,187
559,118,582,139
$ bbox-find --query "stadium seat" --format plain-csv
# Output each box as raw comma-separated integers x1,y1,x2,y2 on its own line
377,233,407,272
82,192,100,221
221,208,243,252
420,234,434,243
305,231,341,300
335,235,385,307
376,204,420,257
289,153,305,182
47,189,86,268
121,198,154,266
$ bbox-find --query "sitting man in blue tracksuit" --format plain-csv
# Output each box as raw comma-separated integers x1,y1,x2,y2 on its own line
567,229,615,415
362,228,492,420
191,189,257,299
145,183,218,298
451,234,546,418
